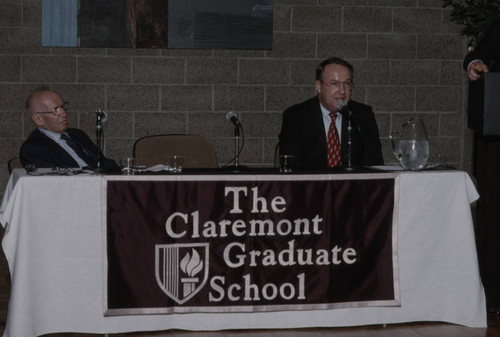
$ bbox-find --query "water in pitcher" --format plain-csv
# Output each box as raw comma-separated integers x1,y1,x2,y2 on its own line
398,140,429,170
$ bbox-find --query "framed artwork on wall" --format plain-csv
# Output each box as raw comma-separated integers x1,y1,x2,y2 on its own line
42,0,273,50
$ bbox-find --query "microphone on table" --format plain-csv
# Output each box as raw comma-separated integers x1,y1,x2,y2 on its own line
337,101,354,170
223,111,245,170
337,100,350,115
226,111,242,128
96,108,108,123
337,100,361,135
95,108,108,170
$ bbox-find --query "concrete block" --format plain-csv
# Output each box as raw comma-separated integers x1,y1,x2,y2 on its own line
78,57,131,83
78,110,134,139
0,84,38,111
188,112,232,138
51,84,105,112
0,112,23,137
291,59,320,85
133,57,185,84
240,112,282,137
161,49,213,57
440,112,463,137
441,61,464,86
317,34,367,59
23,0,42,27
374,112,391,140
0,56,20,82
344,7,392,32
368,34,417,59
274,6,291,32
162,85,212,111
275,0,314,4
22,55,76,83
366,87,415,112
0,1,22,26
187,58,237,84
416,86,462,112
107,85,159,111
266,85,315,112
135,112,187,138
292,6,341,32
214,86,265,112
351,60,390,86
419,0,443,7
368,0,416,5
107,48,160,57
391,60,439,85
105,138,136,160
394,8,442,33
239,59,289,85
264,137,279,164
0,137,23,165
417,35,465,60
0,27,43,54
268,32,316,58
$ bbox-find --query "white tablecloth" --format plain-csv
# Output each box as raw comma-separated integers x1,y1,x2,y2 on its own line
0,169,486,337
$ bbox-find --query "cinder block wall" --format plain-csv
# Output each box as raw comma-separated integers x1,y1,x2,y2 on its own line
0,0,473,195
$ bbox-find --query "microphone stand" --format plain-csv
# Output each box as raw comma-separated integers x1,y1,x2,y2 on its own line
234,125,241,167
221,123,247,172
95,108,105,170
345,111,354,171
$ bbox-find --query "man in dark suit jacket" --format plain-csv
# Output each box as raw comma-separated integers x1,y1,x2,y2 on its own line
279,57,384,170
20,88,117,170
463,18,500,81
463,19,500,314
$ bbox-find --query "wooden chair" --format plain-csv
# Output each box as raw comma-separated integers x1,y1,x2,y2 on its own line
133,134,218,168
8,158,23,174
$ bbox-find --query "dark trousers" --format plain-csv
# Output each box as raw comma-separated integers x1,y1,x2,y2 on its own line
474,134,500,308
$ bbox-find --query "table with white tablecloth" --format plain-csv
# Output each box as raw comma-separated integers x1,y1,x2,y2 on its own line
0,169,487,337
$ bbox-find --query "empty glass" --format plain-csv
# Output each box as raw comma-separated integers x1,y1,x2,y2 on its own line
167,155,184,173
119,157,137,175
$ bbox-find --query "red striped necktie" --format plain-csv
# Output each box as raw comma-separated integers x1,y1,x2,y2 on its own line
327,112,341,167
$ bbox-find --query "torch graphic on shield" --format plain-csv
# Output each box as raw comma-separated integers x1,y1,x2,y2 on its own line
180,248,203,297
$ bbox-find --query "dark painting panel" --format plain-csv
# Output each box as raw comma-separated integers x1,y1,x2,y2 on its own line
168,0,273,49
44,0,273,49
78,0,168,48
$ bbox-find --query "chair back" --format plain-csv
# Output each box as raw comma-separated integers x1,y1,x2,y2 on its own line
8,158,23,174
133,134,218,168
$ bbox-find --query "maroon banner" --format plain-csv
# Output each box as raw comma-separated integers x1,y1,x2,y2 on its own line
104,174,399,315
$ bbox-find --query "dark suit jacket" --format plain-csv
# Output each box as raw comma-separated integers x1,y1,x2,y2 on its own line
20,128,117,170
463,19,500,133
463,19,500,73
279,96,384,170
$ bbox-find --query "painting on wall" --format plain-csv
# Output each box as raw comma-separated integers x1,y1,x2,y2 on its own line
42,0,273,50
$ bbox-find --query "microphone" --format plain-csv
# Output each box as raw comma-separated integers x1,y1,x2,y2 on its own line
96,108,108,123
337,101,349,115
226,111,241,127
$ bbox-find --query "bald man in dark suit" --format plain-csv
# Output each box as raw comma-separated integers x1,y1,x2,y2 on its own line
20,88,117,170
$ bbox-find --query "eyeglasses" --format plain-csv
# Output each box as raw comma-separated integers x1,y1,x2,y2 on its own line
34,102,69,116
320,80,353,91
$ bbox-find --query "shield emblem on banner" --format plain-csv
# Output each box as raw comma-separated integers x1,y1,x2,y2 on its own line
155,243,209,305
